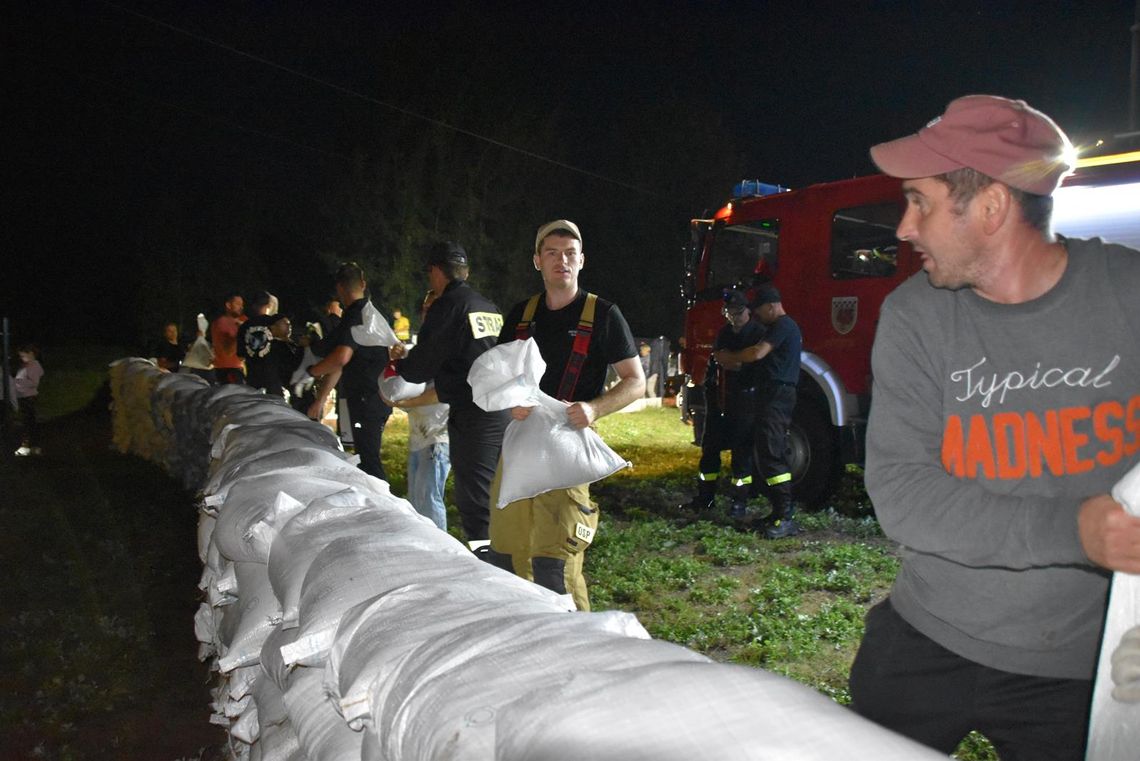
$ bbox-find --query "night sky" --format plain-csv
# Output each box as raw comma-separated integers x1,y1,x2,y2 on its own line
4,0,1136,347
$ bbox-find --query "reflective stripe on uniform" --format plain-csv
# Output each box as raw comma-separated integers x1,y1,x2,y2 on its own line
766,472,792,486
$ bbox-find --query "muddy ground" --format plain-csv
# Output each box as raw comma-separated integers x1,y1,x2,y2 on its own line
1,397,226,760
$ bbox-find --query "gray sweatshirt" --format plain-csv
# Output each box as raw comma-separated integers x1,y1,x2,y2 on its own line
866,236,1140,679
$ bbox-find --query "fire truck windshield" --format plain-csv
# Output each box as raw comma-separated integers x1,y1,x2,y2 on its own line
705,219,779,293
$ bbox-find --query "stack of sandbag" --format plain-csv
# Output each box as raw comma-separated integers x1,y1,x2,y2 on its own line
109,358,169,460
111,358,950,761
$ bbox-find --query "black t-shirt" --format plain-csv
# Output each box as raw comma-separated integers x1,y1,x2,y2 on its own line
709,318,766,392
498,290,638,402
154,340,185,370
237,314,276,360
759,315,802,385
332,298,389,398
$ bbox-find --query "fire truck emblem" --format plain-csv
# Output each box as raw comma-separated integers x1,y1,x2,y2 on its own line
831,297,858,335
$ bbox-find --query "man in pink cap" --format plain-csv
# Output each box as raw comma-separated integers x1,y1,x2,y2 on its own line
849,95,1140,758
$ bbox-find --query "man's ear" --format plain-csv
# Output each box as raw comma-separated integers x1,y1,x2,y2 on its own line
979,182,1013,235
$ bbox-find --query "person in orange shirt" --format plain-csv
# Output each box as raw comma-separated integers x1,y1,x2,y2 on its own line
210,292,246,384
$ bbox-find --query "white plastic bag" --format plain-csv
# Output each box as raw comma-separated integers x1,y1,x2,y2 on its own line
350,301,399,347
379,371,425,403
1086,458,1140,760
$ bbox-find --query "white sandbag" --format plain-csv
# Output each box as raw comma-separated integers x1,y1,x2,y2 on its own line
379,371,425,403
194,601,219,655
496,660,948,761
326,576,570,729
203,448,356,504
218,562,283,673
228,665,261,701
260,623,300,694
204,448,388,504
197,509,217,564
467,337,546,412
495,393,631,507
279,530,471,667
213,475,352,563
1086,458,1140,761
280,666,363,761
468,339,630,506
213,425,343,472
250,719,304,761
350,301,399,347
252,670,289,730
370,610,687,761
267,489,439,628
231,699,260,744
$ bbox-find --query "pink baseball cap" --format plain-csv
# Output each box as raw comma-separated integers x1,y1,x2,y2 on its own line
870,95,1074,195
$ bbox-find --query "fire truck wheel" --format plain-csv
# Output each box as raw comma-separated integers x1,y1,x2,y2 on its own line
786,399,841,509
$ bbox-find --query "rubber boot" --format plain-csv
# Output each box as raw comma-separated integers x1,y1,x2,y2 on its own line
729,483,750,520
763,498,799,539
682,478,717,511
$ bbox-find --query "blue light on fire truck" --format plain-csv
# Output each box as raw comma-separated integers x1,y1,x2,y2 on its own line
731,180,789,199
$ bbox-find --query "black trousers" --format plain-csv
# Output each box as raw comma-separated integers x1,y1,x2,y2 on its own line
850,599,1093,760
345,392,391,481
447,402,510,541
17,396,39,447
754,384,796,508
698,393,757,480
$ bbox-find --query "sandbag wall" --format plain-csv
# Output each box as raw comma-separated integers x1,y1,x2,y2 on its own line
109,357,946,761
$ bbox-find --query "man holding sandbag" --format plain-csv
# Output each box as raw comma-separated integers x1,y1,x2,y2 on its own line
484,219,645,611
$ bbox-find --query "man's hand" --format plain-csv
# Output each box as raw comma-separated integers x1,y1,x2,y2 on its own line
510,406,533,422
566,401,596,429
388,343,408,361
1078,494,1140,573
306,399,323,421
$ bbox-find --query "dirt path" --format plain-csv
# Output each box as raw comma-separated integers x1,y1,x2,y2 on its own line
1,402,226,760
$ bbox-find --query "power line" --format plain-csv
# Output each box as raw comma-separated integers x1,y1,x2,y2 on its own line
97,0,665,198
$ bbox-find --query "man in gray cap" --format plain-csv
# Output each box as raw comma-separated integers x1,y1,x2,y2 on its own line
391,241,510,541
849,95,1140,758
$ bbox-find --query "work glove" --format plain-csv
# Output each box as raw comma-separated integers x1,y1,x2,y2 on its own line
1111,625,1140,702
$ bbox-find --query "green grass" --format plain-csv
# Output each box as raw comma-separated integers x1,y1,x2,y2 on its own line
588,407,998,760
30,344,130,419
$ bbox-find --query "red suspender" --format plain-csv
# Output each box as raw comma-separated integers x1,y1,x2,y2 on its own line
514,292,598,402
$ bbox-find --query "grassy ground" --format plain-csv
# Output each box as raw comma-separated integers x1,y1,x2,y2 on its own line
1,352,996,760
586,407,998,761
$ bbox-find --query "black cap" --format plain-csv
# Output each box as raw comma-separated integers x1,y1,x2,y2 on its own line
750,284,781,307
427,241,469,267
723,289,749,310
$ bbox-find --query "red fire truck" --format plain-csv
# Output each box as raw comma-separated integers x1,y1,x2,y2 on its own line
679,143,1140,507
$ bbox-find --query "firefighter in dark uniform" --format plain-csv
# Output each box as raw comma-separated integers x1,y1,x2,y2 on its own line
682,288,766,519
390,241,510,542
306,263,392,481
713,284,802,538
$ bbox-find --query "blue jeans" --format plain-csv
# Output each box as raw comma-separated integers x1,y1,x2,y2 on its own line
408,443,450,530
